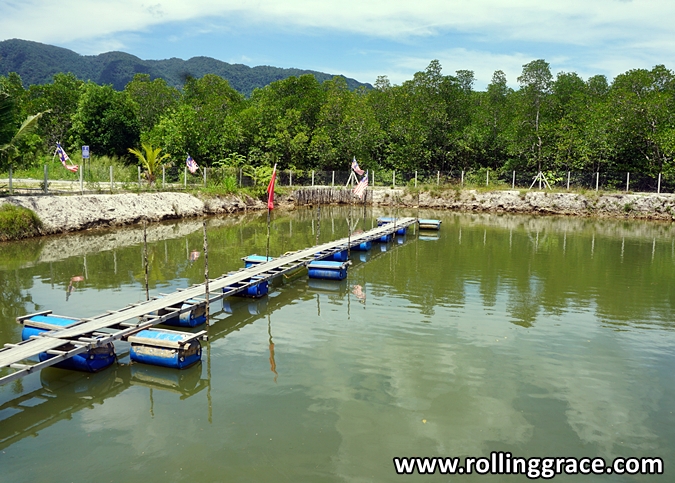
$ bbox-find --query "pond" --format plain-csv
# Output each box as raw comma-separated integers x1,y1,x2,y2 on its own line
0,208,673,482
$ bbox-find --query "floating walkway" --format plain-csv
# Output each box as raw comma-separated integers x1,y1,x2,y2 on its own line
0,217,419,385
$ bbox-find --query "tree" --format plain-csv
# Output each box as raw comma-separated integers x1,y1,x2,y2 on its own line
125,74,180,134
70,82,140,158
0,104,49,170
516,59,553,172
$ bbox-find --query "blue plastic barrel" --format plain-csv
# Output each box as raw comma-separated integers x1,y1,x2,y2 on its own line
418,219,442,230
308,261,348,280
129,329,202,369
378,233,393,243
396,227,407,236
352,241,372,251
331,250,348,262
159,301,206,328
242,254,274,268
22,314,116,372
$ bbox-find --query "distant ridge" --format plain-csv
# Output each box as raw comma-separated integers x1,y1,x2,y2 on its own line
0,39,371,96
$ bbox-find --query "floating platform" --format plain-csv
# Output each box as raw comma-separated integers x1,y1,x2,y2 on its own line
0,217,417,385
156,300,207,328
22,315,116,373
129,329,205,370
418,219,442,230
242,255,274,268
308,260,349,280
351,241,372,252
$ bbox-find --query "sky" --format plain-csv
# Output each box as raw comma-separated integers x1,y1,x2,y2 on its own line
1,0,673,90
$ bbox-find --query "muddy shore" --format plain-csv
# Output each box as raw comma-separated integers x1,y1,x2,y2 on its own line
0,188,673,238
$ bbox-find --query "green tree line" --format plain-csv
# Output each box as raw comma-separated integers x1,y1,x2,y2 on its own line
2,59,675,180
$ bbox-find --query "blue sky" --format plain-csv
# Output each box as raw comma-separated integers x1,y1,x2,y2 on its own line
1,0,673,90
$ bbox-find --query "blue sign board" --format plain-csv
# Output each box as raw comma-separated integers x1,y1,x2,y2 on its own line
82,145,90,159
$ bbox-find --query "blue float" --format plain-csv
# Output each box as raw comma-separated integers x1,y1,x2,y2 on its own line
129,329,202,369
418,219,442,230
351,241,372,251
22,314,116,373
308,260,349,280
377,233,393,243
396,227,407,236
226,279,269,298
377,217,395,226
330,250,348,262
158,301,206,327
242,254,274,268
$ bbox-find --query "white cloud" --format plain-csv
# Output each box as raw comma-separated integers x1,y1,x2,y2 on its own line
2,1,674,46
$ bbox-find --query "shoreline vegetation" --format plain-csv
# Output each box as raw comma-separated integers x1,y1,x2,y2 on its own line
0,187,673,241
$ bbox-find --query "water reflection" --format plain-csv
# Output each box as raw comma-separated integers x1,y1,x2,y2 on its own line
1,210,674,482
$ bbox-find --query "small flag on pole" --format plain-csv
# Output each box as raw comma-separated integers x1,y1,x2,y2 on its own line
266,164,277,210
56,143,78,173
353,171,369,199
351,156,364,176
186,155,199,174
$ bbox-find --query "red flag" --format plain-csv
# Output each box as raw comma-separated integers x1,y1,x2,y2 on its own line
266,164,277,210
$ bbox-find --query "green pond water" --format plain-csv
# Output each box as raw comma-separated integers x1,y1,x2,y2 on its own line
0,208,673,482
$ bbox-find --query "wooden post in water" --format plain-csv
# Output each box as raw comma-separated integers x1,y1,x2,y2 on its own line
316,204,321,245
203,220,210,325
143,222,149,301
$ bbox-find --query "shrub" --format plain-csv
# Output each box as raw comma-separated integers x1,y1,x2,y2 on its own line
0,204,43,241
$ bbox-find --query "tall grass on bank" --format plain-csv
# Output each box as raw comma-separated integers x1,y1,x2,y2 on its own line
0,204,43,241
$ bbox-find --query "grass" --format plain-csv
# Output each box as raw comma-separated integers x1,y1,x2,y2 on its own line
0,204,43,241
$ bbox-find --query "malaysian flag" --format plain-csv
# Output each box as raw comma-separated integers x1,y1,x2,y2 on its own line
353,171,369,199
266,164,277,210
186,155,199,174
56,143,78,173
351,156,364,176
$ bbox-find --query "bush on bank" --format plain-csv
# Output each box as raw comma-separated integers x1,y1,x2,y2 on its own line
0,204,43,241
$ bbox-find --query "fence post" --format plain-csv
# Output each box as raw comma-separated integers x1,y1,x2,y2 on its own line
626,172,630,192
373,171,375,186
486,169,489,186
311,170,314,187
110,166,113,193
332,171,334,187
392,170,395,188
461,170,464,186
138,165,142,189
415,171,417,188
567,171,570,191
8,165,12,194
512,170,515,189
43,165,48,194
239,168,242,187
657,173,662,194
289,170,292,187
79,162,84,193
162,166,165,189
437,171,440,185
595,172,599,192
184,166,187,189
203,167,207,187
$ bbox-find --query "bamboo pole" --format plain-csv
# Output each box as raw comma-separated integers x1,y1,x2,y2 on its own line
143,222,149,301
203,220,210,325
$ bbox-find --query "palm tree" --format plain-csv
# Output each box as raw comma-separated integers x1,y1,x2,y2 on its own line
0,92,49,170
128,143,171,185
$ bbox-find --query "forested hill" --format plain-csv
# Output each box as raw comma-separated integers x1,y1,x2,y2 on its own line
0,39,370,95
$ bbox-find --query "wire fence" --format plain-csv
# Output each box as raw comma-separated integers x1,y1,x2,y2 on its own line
1,166,673,196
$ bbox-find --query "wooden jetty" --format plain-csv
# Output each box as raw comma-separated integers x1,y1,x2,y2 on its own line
0,217,417,385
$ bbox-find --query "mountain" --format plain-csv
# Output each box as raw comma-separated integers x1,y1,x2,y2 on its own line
0,39,371,96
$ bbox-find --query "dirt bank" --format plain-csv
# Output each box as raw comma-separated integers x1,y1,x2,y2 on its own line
0,188,672,239
368,189,675,221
